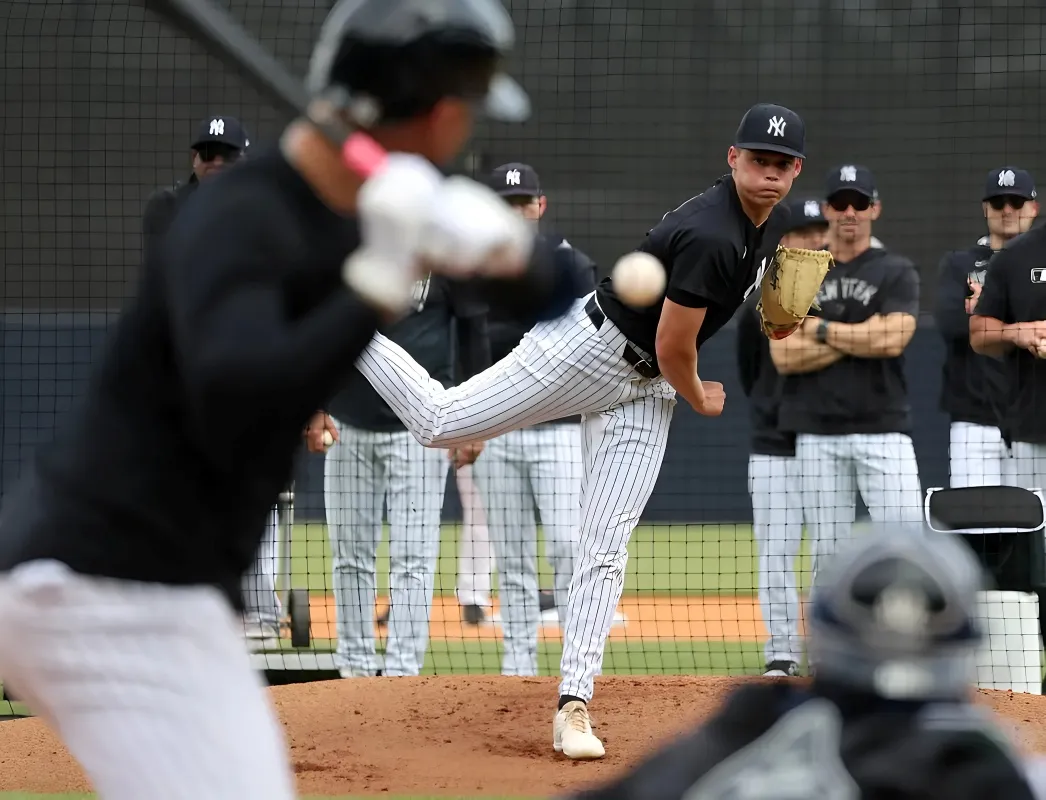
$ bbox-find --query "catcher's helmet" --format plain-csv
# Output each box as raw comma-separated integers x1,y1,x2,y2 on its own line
807,524,985,701
307,0,530,126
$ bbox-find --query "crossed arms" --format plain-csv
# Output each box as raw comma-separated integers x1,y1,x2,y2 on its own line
769,313,917,374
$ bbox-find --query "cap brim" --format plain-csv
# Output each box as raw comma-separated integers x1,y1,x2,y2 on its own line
983,190,1037,201
483,73,531,122
735,142,805,159
827,187,876,199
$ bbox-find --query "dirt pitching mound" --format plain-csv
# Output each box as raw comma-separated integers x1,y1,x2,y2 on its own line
2,676,1046,797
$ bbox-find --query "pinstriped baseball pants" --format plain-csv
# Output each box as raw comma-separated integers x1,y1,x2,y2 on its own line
0,560,295,800
356,294,676,703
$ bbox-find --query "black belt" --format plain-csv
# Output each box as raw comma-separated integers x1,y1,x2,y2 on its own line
585,296,660,380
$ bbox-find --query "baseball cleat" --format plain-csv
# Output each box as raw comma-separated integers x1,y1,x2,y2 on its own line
461,603,487,626
553,701,605,759
763,660,800,677
242,621,281,651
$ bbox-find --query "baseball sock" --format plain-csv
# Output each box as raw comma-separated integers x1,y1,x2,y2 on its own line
558,695,586,710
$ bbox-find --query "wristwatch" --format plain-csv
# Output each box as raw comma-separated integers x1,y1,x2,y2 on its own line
815,319,830,344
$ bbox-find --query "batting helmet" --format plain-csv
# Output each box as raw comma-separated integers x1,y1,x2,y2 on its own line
807,524,986,701
307,0,530,126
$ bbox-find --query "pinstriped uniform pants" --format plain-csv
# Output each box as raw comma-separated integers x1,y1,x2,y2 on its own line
356,293,676,703
0,560,295,800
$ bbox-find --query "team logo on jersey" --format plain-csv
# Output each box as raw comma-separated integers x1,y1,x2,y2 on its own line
410,274,432,311
1031,268,1046,284
684,700,859,800
815,277,878,308
742,257,769,302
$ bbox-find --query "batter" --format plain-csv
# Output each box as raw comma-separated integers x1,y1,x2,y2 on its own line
355,102,805,759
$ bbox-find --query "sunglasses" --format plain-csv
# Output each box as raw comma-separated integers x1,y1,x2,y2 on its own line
987,195,1028,211
827,193,873,212
196,143,242,163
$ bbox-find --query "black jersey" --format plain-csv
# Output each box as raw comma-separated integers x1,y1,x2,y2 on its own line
973,225,1046,444
934,241,1008,428
737,296,796,457
779,247,920,435
327,274,489,432
569,682,1038,800
0,148,572,609
142,175,199,264
596,175,789,358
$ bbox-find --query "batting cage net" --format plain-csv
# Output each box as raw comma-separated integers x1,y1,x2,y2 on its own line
2,0,1046,709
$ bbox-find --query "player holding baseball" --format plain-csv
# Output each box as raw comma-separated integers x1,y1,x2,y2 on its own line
737,196,828,678
970,196,1046,495
936,167,1038,488
354,103,822,759
471,162,597,675
568,525,1046,800
771,165,923,577
322,270,490,677
0,0,582,795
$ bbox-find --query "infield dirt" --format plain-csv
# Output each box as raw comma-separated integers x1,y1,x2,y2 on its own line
2,676,1046,797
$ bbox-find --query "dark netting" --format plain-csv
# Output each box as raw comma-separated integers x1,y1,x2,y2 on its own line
2,0,1044,702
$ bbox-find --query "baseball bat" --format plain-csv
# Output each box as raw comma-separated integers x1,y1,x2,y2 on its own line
135,0,387,177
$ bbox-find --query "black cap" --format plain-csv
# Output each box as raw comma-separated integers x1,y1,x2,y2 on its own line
489,162,541,197
826,164,878,201
782,197,828,233
307,0,529,124
983,167,1037,201
191,116,249,151
734,103,805,159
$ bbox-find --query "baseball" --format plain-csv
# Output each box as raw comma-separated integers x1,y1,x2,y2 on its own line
612,252,666,308
322,430,335,449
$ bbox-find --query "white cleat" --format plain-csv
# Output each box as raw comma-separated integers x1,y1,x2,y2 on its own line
553,701,605,760
242,621,281,652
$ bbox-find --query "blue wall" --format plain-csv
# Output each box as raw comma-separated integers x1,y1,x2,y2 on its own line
0,313,949,524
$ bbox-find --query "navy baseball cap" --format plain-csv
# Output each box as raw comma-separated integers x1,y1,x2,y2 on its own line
489,162,541,198
191,116,249,151
783,197,828,233
734,103,805,159
826,164,878,201
983,166,1037,201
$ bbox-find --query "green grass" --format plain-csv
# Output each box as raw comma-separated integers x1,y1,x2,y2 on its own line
288,521,815,597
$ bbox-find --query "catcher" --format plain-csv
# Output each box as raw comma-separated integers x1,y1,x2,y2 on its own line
568,525,1046,800
346,103,822,760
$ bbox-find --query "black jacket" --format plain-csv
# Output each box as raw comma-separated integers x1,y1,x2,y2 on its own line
142,175,199,264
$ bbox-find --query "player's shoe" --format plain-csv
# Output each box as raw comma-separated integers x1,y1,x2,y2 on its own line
763,660,800,677
461,604,487,625
553,701,605,760
243,620,281,651
376,606,390,627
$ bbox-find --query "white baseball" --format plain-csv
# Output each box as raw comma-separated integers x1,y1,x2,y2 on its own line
322,430,335,449
612,251,666,308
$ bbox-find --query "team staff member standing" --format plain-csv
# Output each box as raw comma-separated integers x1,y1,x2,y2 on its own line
142,115,249,263
0,0,576,794
771,165,922,579
472,162,597,676
936,167,1038,487
971,213,1046,495
324,272,489,677
141,116,282,649
355,103,805,759
737,196,827,678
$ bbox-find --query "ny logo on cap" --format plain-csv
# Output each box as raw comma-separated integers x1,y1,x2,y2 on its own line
804,200,821,217
209,118,225,136
506,169,521,186
767,116,787,137
840,166,857,182
998,169,1016,187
